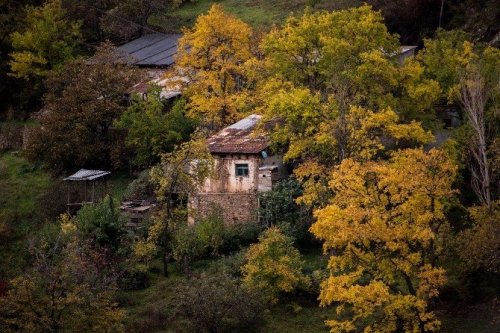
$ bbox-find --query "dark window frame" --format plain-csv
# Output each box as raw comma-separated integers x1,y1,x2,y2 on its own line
235,163,249,177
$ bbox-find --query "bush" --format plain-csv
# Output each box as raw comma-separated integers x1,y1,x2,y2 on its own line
74,195,126,252
206,251,246,278
220,222,264,254
242,227,310,304
123,170,155,200
174,273,264,333
118,265,150,291
258,178,313,244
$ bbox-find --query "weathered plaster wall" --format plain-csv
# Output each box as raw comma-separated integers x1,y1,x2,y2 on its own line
191,153,286,224
201,154,261,193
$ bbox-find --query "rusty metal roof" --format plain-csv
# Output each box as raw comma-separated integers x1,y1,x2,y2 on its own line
207,115,269,154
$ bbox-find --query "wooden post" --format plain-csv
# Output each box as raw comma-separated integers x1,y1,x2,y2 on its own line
67,182,70,214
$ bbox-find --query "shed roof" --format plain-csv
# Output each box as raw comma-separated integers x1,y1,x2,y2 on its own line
117,33,181,67
207,115,269,154
64,169,111,181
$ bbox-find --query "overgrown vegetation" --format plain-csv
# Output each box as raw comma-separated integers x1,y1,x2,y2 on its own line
0,1,499,332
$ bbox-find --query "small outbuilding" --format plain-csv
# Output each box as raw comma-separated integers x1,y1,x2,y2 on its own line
64,169,111,215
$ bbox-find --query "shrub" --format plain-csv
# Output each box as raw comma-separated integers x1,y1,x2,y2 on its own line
220,222,264,254
123,170,155,200
258,178,313,244
242,227,310,304
174,273,264,333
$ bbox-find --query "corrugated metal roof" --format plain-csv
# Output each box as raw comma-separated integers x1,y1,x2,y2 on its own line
226,114,262,130
117,33,181,67
207,114,269,154
400,45,417,53
64,169,111,181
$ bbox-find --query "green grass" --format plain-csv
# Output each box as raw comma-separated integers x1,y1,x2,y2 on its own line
0,152,53,277
150,0,305,32
150,0,363,32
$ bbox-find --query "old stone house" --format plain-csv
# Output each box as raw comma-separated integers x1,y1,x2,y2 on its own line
188,114,286,224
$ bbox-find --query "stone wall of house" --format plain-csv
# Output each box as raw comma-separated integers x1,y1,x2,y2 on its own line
188,192,259,225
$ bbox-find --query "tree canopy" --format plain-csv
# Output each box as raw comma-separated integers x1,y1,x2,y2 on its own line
25,43,141,172
9,0,81,81
311,148,457,332
175,4,255,131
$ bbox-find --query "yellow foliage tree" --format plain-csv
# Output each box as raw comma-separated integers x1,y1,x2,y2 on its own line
9,0,81,81
258,80,433,206
456,202,500,273
175,4,255,131
258,6,439,207
242,227,310,304
310,148,457,332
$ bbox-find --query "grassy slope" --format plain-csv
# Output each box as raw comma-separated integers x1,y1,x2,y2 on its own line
150,0,360,32
120,247,499,333
0,152,52,277
0,151,133,278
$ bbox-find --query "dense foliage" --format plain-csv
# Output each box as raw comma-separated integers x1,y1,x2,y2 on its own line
0,2,499,332
116,90,196,168
25,43,141,171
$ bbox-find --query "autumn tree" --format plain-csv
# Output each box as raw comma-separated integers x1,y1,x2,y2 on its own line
419,30,500,207
25,43,141,172
310,148,457,332
0,215,125,333
115,88,196,168
456,202,500,273
175,4,255,131
258,6,437,207
9,0,81,81
242,227,310,304
139,136,213,276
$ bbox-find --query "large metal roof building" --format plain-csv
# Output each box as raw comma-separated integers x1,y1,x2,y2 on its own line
117,33,181,67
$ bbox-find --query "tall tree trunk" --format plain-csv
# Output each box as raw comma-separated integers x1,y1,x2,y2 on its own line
459,71,492,208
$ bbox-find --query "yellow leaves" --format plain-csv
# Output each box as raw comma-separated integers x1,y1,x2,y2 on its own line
310,148,457,332
9,0,81,80
242,227,310,304
456,202,500,273
175,4,254,130
60,214,77,235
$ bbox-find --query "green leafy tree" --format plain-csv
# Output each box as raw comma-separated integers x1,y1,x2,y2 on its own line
258,178,312,242
419,30,500,206
9,0,81,81
25,43,141,172
258,5,437,207
137,136,213,276
115,88,196,168
242,227,310,304
74,195,125,252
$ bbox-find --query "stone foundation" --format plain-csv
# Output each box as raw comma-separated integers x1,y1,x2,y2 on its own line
188,193,259,225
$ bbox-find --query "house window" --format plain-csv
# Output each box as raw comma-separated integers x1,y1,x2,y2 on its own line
235,163,249,177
